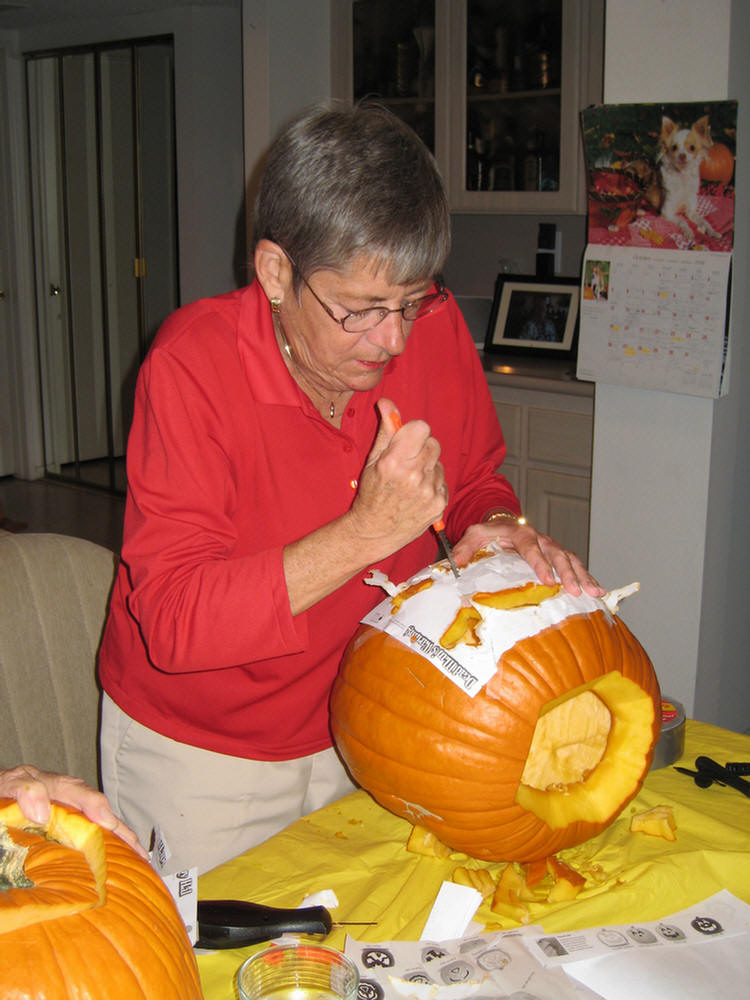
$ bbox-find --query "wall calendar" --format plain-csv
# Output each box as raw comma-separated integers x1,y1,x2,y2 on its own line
576,100,736,397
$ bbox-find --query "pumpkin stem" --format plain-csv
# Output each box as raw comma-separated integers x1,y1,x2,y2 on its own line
0,821,34,889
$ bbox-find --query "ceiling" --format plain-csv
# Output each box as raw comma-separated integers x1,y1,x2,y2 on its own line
0,0,238,31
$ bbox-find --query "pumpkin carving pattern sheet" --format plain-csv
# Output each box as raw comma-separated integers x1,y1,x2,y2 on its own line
331,549,661,862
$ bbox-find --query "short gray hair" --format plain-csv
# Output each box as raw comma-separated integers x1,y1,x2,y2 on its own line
252,101,450,287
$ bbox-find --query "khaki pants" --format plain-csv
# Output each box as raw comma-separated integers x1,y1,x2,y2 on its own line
99,693,357,875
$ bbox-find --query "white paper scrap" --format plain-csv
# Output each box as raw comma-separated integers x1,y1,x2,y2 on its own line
161,867,199,945
387,977,482,1000
420,882,482,942
150,825,198,944
301,889,340,909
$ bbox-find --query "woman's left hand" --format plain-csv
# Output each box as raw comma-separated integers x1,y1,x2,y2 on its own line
451,519,605,598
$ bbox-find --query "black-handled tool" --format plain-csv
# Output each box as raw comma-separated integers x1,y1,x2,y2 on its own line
695,756,750,798
674,756,750,798
196,899,374,949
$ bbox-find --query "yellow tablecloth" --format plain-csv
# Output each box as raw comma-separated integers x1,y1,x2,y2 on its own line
196,720,750,1000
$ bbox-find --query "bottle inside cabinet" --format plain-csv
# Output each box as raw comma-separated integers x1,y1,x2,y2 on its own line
465,0,562,192
352,0,436,152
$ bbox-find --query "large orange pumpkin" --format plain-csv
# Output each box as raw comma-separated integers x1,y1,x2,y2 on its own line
0,799,203,999
700,142,734,185
331,550,661,862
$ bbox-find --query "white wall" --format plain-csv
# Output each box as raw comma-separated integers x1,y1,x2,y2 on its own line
698,0,750,725
242,0,331,246
590,0,750,729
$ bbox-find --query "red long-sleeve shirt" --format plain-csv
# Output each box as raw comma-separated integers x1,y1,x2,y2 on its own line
98,281,519,760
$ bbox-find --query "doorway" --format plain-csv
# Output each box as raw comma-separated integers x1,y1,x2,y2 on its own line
26,36,178,493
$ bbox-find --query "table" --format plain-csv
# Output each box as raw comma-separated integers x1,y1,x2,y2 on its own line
196,720,750,1000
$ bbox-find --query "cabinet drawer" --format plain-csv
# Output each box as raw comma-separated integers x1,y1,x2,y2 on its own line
494,402,521,462
527,407,592,469
526,468,591,562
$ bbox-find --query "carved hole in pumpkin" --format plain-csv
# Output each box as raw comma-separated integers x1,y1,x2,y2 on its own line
515,671,657,829
520,689,612,791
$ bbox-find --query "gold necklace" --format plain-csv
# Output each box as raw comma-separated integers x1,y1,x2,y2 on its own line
272,301,337,420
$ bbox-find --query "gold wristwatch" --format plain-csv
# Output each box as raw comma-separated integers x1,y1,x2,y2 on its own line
484,510,527,526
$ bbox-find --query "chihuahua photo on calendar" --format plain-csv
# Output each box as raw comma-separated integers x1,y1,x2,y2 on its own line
656,114,721,241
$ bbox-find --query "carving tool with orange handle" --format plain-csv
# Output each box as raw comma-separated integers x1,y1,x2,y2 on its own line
389,410,460,577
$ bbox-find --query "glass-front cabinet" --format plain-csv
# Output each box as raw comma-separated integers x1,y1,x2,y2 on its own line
331,0,603,214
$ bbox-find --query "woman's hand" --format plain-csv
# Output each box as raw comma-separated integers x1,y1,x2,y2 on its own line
0,764,148,859
451,518,605,598
348,398,448,557
283,399,449,615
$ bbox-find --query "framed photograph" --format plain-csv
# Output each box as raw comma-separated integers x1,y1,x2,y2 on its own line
484,274,580,359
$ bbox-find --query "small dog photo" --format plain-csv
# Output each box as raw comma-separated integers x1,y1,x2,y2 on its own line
583,260,610,301
581,100,736,251
657,114,721,240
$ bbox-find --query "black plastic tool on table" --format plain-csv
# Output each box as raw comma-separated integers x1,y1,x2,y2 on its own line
674,756,750,797
196,899,374,949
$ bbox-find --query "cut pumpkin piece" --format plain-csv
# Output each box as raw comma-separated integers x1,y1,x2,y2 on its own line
406,824,453,858
490,864,531,922
546,855,586,902
524,857,550,887
391,577,433,614
473,582,560,609
440,605,483,649
451,866,495,900
629,805,677,841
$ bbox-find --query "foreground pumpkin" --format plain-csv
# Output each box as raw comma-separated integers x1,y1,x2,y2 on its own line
331,549,661,862
0,799,203,1000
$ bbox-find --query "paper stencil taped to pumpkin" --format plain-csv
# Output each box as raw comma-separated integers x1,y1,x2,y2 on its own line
334,548,660,861
362,547,605,696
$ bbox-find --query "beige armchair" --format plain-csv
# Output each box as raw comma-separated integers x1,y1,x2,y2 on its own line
0,532,117,790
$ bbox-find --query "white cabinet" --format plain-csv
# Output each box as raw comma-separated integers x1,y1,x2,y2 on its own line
330,0,603,214
488,377,594,562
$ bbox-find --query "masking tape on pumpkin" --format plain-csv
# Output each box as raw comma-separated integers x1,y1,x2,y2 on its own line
363,548,612,697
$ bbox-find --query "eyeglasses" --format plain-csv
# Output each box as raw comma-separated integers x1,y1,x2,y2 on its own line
286,254,448,333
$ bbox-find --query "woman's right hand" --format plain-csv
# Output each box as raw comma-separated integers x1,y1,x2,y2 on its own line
349,398,448,558
282,398,448,615
0,764,148,858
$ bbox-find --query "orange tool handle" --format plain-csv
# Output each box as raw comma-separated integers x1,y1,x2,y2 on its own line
388,410,445,533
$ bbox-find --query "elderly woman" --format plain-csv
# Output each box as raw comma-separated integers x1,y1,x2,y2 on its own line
98,102,601,875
